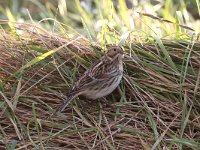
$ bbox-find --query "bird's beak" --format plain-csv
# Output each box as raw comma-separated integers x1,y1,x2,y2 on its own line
120,49,125,58
120,47,125,55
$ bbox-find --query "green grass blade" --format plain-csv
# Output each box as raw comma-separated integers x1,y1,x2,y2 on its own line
154,36,178,72
147,112,161,150
196,0,200,16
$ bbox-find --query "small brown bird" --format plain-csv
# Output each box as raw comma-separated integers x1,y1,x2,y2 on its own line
58,45,124,112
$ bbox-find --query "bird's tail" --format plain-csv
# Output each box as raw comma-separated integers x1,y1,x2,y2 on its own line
48,91,79,118
58,94,77,112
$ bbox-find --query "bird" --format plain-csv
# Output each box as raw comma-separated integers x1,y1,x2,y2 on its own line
58,45,124,112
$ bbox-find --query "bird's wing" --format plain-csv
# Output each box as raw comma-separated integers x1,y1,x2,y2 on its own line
74,57,115,89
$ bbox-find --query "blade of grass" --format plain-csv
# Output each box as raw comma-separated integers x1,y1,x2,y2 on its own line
166,138,200,149
147,111,161,150
0,91,14,112
152,111,182,150
12,77,22,110
176,11,184,33
180,91,192,139
81,17,94,41
75,0,91,25
118,0,131,29
118,31,130,46
153,36,178,73
0,80,4,93
195,0,200,16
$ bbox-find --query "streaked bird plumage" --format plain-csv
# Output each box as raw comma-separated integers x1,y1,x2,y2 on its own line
59,45,124,112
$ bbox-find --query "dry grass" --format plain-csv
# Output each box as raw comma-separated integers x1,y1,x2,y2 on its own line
0,23,200,150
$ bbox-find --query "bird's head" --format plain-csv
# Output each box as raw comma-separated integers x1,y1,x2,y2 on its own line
106,46,124,59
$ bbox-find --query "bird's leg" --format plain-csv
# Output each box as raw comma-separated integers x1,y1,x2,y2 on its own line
98,97,110,109
97,99,103,114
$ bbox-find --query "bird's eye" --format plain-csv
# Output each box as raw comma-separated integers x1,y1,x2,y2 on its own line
113,48,116,51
